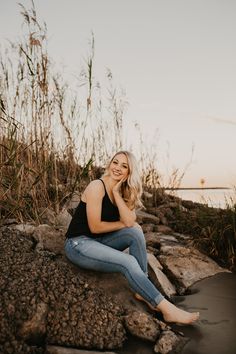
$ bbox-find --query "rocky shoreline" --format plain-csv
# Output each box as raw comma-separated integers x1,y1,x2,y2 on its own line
0,195,231,354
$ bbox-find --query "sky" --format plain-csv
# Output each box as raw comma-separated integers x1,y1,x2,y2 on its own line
1,0,236,192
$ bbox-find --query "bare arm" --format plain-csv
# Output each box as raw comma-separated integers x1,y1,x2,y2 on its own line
84,180,126,234
112,178,136,227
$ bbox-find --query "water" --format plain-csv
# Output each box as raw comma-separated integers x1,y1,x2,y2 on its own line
117,273,236,354
168,189,235,209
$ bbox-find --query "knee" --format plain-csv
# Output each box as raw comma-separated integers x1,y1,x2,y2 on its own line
123,254,140,272
127,226,145,244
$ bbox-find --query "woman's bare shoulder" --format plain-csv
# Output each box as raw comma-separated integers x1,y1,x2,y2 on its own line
84,179,105,196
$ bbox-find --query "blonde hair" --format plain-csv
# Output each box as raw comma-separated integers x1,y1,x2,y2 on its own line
104,150,143,209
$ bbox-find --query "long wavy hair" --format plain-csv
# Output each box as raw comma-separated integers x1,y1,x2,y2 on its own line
103,150,143,209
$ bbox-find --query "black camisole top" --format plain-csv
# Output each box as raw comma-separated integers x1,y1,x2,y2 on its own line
65,179,120,238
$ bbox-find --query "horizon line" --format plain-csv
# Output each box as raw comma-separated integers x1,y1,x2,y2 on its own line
162,187,231,191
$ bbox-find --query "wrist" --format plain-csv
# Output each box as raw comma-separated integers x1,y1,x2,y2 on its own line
119,220,126,228
113,190,120,195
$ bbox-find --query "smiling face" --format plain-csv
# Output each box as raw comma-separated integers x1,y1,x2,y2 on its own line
108,153,129,181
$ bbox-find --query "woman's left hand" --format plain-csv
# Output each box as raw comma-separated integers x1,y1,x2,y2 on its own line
133,222,142,230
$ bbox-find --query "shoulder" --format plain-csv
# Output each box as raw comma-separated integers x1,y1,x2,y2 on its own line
84,179,105,196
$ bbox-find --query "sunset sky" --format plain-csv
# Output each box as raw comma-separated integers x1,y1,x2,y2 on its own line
1,0,236,190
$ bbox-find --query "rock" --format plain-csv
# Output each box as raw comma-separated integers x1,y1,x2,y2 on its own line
145,207,160,216
147,253,176,299
147,253,163,270
75,267,146,315
58,191,81,219
65,191,81,210
136,210,160,224
154,330,186,354
124,310,161,342
55,208,72,231
172,232,191,241
38,207,56,226
160,215,168,225
154,225,173,234
159,245,230,294
18,302,48,345
0,218,18,226
146,206,174,224
145,232,161,249
147,246,160,256
142,191,154,207
13,223,36,235
142,223,155,233
46,346,117,354
168,202,179,208
159,235,178,243
0,227,126,353
145,233,178,250
33,224,65,255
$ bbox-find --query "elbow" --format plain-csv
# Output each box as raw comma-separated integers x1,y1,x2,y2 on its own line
89,224,101,234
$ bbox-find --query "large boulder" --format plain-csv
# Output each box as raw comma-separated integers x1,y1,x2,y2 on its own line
0,227,126,354
32,224,65,255
136,210,160,224
124,310,161,342
147,253,176,299
154,330,187,354
46,347,117,354
158,244,230,294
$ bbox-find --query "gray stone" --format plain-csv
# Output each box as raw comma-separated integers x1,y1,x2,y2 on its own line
172,232,191,241
65,191,81,209
46,346,117,354
124,310,161,342
38,207,56,226
147,253,163,270
136,210,160,224
160,215,168,225
147,245,160,256
55,207,72,231
154,330,185,354
33,224,65,255
159,235,178,243
159,245,230,293
142,223,155,233
1,218,18,226
13,223,36,235
154,225,173,234
147,253,176,298
58,191,81,220
145,232,162,248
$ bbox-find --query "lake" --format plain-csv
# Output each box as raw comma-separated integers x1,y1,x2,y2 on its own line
167,188,235,209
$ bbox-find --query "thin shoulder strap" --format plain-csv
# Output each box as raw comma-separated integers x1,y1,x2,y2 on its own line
99,178,106,193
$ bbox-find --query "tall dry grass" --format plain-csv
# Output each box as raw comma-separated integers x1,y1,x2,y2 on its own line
0,2,127,221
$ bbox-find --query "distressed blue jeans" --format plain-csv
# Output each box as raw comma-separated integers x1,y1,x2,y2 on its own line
64,226,164,306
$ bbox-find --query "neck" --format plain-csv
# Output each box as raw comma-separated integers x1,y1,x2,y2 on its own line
102,175,116,190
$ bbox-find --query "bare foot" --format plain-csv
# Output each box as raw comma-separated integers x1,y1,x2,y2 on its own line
134,293,160,312
157,299,200,325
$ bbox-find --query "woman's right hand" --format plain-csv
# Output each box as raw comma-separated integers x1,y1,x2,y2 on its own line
112,177,126,195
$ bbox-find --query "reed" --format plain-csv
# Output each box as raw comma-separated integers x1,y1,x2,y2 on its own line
0,2,138,220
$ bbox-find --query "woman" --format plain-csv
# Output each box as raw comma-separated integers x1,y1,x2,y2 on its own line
65,151,199,324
